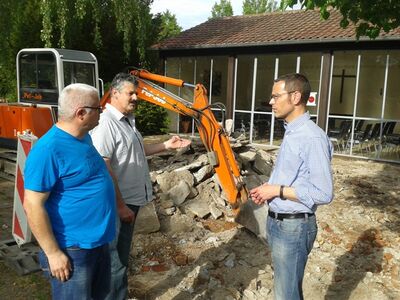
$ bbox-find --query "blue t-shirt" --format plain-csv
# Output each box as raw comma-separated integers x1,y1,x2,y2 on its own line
24,125,116,249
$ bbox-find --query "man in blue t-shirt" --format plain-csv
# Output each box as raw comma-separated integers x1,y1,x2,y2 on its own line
24,83,116,300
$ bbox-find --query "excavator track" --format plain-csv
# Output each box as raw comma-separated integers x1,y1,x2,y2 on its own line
0,148,16,181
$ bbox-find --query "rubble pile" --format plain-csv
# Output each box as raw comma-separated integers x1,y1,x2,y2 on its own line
127,136,400,300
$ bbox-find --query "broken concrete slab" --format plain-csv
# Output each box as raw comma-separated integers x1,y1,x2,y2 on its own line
134,201,160,234
168,181,191,206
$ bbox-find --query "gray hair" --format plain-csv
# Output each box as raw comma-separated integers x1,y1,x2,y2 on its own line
110,73,138,92
58,83,99,121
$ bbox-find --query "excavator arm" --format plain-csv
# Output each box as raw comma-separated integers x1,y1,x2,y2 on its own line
100,69,248,213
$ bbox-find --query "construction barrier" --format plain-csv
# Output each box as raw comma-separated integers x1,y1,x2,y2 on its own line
12,132,37,246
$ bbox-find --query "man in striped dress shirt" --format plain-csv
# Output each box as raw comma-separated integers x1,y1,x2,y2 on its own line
250,73,334,300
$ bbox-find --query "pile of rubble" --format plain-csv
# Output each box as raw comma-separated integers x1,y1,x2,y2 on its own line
127,135,400,300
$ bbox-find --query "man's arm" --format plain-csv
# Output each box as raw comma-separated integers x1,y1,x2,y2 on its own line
250,184,299,205
144,135,191,156
103,158,135,223
23,190,71,282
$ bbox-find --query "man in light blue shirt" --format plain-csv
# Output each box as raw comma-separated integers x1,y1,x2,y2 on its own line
250,73,334,300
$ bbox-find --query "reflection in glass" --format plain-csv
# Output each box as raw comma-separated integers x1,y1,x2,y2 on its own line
234,112,251,138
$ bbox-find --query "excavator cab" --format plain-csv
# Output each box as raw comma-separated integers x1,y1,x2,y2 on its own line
0,48,101,146
17,48,100,106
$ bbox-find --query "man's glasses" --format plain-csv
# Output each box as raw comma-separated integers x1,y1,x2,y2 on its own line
82,106,103,112
270,91,296,101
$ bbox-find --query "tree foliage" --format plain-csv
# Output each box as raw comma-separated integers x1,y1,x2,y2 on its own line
242,0,278,15
157,10,182,41
0,0,181,135
135,101,170,135
210,0,234,18
281,0,400,38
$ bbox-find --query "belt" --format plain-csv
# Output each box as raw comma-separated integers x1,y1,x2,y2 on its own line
268,210,314,221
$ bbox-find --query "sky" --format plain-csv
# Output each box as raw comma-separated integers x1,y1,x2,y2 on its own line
150,0,246,30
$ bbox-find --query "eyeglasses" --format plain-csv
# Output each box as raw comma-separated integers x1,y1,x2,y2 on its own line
270,91,296,101
82,106,103,112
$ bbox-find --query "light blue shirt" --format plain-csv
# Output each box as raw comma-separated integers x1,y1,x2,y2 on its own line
268,112,334,213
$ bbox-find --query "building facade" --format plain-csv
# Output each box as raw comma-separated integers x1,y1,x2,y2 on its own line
153,10,400,163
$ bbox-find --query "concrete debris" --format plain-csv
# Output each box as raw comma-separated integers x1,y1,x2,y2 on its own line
167,180,191,206
133,201,160,234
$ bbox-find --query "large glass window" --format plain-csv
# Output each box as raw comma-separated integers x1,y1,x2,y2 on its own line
195,57,212,94
180,57,195,103
165,57,180,96
210,57,228,106
165,57,181,133
385,51,400,120
234,112,251,138
299,53,322,115
356,51,385,118
253,113,272,144
236,56,254,111
277,54,297,76
329,51,358,116
255,55,274,112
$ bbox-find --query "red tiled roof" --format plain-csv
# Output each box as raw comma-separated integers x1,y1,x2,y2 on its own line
154,9,400,50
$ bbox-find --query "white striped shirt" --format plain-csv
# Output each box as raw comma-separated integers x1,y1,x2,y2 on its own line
268,112,334,213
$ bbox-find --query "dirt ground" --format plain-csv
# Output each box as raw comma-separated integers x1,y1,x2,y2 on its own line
0,155,399,299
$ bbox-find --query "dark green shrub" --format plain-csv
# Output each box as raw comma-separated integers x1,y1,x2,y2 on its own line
134,100,170,136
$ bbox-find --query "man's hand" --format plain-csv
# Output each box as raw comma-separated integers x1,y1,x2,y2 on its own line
118,202,135,223
250,183,279,205
164,136,191,150
47,249,72,282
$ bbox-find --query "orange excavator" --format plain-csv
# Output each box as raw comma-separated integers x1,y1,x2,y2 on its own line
1,48,248,222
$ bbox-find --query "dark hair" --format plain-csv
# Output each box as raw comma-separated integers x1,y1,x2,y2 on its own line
274,73,311,105
110,73,138,92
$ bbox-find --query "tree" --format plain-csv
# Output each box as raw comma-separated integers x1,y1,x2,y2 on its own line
0,0,43,100
157,10,182,41
281,0,400,39
210,0,234,18
242,0,277,14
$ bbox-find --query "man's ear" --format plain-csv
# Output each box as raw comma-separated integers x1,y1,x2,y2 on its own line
111,88,118,98
292,91,303,106
76,107,87,120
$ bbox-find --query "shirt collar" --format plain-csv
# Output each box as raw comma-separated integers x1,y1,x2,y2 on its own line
284,111,310,133
105,103,135,122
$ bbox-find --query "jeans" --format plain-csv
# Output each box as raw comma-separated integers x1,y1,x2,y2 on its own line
267,214,317,300
106,204,140,300
38,244,111,300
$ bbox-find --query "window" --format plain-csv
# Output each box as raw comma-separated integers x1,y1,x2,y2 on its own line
63,62,96,87
19,52,58,104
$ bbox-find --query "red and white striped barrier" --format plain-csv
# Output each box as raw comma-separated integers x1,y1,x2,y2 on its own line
12,132,38,246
